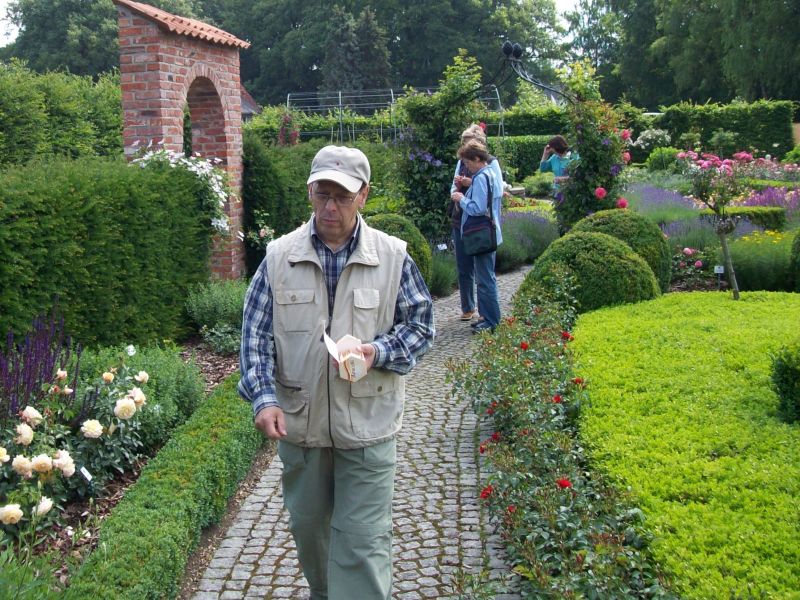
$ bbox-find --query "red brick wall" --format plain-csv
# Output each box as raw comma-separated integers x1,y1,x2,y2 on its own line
117,4,245,279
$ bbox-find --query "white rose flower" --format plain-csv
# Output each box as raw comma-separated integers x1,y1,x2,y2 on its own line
31,454,53,474
62,387,74,395
15,423,34,446
56,369,68,381
21,406,44,427
61,460,76,478
126,345,136,356
102,372,115,383
129,387,147,408
134,371,149,384
11,455,33,478
81,419,104,439
33,496,54,517
0,504,23,525
114,397,137,420
0,447,10,463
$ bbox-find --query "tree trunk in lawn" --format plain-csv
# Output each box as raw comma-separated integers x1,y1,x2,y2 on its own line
718,232,740,300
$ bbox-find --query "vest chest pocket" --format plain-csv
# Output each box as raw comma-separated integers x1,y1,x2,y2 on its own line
352,288,380,340
274,288,316,332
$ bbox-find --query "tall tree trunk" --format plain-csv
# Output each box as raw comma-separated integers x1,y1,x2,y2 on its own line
718,232,740,300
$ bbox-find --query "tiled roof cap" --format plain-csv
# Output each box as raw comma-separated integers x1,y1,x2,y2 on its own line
113,0,250,49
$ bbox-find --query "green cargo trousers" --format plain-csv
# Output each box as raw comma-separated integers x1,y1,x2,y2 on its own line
277,439,396,600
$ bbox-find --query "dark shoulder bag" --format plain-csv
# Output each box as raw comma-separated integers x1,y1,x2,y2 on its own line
461,174,497,256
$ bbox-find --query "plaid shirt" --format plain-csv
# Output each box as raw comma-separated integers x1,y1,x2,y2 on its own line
239,217,435,417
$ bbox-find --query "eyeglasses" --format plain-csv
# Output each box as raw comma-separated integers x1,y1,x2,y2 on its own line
310,190,357,206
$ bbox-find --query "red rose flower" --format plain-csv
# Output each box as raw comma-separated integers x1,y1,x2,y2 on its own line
520,341,529,350
506,316,516,325
561,331,574,341
491,431,501,442
616,198,629,209
553,395,562,403
507,505,516,514
622,151,631,163
556,478,572,489
479,442,488,454
480,484,493,499
594,187,607,200
486,407,494,415
621,129,631,141
571,377,584,386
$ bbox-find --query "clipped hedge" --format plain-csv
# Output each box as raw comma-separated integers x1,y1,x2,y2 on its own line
771,341,800,424
0,61,122,166
791,228,800,292
365,213,432,284
574,292,800,598
699,206,787,231
0,157,215,346
488,134,551,181
65,375,263,599
531,231,660,312
572,209,672,292
655,100,794,158
496,106,569,137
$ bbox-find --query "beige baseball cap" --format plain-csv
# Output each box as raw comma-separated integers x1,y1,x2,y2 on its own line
307,145,370,193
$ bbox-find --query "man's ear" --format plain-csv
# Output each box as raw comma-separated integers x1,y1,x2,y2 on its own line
358,184,370,208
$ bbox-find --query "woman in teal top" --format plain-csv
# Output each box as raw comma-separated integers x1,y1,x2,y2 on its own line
539,135,577,193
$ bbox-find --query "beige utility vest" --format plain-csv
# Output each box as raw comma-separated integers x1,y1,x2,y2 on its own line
267,218,407,449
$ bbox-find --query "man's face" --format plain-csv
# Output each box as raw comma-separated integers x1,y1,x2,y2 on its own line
308,180,368,248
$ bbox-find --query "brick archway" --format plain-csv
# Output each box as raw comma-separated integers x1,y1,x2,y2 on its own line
114,0,251,279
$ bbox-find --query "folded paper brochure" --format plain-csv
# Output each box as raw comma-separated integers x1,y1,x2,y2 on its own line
323,332,367,382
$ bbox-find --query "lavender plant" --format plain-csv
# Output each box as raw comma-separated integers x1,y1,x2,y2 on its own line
0,310,81,428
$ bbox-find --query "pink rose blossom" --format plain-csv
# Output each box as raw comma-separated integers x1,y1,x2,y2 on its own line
694,260,703,268
682,247,694,256
621,129,631,140
594,187,607,199
622,151,631,163
616,198,628,209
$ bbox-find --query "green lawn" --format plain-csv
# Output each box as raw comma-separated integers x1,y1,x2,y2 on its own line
573,292,800,599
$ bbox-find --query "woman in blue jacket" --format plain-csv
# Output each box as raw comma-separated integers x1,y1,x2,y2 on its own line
450,139,503,333
539,135,577,194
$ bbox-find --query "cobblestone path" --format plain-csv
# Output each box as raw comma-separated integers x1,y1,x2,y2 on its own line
192,268,528,600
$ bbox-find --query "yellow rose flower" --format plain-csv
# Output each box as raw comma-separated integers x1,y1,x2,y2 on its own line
11,455,33,478
31,454,53,474
114,397,137,420
21,406,44,427
102,372,114,383
15,423,34,446
129,387,147,408
81,419,104,439
134,371,150,384
0,504,23,525
0,447,9,464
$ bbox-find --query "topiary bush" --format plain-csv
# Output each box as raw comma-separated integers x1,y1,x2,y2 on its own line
365,213,432,284
531,231,660,312
186,279,248,354
572,209,671,292
771,341,800,424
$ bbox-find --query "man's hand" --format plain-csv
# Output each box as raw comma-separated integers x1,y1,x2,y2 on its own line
357,343,377,371
255,406,287,439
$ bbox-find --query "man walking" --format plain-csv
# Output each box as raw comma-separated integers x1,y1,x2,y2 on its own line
239,145,435,599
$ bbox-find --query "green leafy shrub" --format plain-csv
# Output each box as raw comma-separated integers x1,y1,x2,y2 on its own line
365,213,432,284
64,376,263,600
784,144,800,164
771,341,800,424
0,157,215,346
791,228,800,291
185,279,248,354
521,171,555,197
494,235,528,273
531,231,660,312
77,344,205,454
427,251,458,298
574,292,800,598
722,230,794,291
572,209,672,292
488,134,551,181
499,209,559,267
645,146,681,172
699,206,786,231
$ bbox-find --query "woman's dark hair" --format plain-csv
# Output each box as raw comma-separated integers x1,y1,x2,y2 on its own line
548,135,569,154
458,139,491,162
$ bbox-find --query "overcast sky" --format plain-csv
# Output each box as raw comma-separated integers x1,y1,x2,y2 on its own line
0,0,580,47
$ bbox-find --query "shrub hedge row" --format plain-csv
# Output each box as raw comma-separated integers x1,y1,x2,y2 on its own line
699,206,787,231
0,61,121,167
65,375,263,599
574,292,800,598
656,100,795,158
487,134,551,182
0,157,215,346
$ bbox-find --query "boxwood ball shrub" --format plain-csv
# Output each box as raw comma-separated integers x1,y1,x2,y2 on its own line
572,209,672,292
531,231,660,312
772,341,800,424
365,213,432,284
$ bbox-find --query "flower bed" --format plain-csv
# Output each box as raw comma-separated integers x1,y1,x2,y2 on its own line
449,268,674,598
573,292,800,598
